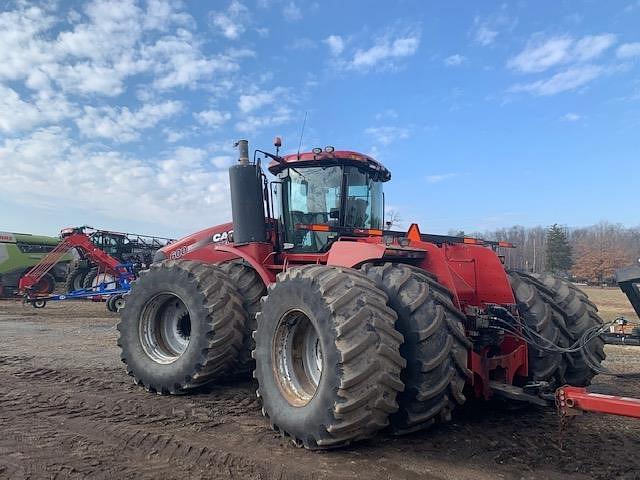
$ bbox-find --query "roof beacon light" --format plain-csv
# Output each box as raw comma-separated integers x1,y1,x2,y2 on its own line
312,147,322,154
325,145,335,153
274,136,282,156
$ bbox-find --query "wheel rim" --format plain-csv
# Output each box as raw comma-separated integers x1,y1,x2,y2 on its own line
33,277,52,294
139,293,191,364
114,297,126,311
273,309,323,406
91,273,116,291
73,272,86,291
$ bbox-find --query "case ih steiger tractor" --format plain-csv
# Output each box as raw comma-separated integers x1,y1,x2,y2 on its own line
118,139,619,449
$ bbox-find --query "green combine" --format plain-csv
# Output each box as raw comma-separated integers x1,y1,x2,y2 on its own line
0,231,72,297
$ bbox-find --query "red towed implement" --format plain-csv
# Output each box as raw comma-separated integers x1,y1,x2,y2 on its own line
116,139,639,449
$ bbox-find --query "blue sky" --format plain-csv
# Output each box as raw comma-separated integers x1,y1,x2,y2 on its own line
0,0,638,239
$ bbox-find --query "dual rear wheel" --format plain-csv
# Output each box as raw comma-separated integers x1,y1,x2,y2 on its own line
509,271,606,387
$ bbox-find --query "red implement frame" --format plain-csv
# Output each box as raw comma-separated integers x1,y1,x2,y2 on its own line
19,233,125,292
556,386,640,419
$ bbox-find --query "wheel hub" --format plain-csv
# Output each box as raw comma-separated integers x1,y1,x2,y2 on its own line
273,309,323,406
139,294,191,364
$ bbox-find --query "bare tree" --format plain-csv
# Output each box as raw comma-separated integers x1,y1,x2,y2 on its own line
385,210,402,229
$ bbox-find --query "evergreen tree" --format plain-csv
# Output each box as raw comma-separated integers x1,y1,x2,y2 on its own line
545,224,572,273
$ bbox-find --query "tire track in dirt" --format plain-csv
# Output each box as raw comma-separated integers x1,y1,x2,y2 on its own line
0,368,318,480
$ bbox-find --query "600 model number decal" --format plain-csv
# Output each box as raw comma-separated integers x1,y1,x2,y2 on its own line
169,245,190,260
168,230,233,260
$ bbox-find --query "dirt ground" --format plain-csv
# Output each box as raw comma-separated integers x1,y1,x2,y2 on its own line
579,286,639,323
1,299,639,480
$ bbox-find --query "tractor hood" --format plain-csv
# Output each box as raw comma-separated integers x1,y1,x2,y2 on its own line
154,222,233,263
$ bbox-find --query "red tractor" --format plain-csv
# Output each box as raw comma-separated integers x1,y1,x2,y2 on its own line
118,139,607,449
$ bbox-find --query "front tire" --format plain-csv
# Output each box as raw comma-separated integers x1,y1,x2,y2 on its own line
117,260,245,394
253,265,405,449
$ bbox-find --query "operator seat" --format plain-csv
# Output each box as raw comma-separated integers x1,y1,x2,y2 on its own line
345,198,368,228
289,211,308,246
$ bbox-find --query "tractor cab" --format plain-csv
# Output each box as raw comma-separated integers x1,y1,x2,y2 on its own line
268,149,391,252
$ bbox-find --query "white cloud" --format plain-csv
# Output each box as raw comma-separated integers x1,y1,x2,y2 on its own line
348,33,420,70
0,1,228,95
283,2,302,21
617,42,640,59
510,65,604,96
573,34,617,61
210,0,248,40
236,106,292,133
238,89,279,113
474,25,498,46
76,101,182,142
472,11,516,47
211,155,233,168
0,128,232,229
508,34,615,73
444,54,466,66
364,126,410,145
324,35,344,56
561,113,581,121
508,36,573,73
374,109,398,121
143,0,193,31
426,173,457,183
146,31,239,90
164,128,187,143
0,86,77,133
195,109,232,127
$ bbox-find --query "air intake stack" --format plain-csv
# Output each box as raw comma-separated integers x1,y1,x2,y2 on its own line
229,140,267,244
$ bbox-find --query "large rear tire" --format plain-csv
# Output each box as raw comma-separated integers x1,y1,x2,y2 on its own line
361,263,471,435
31,272,55,294
117,260,245,394
253,265,405,449
508,271,569,386
65,267,89,292
218,261,266,377
533,273,606,386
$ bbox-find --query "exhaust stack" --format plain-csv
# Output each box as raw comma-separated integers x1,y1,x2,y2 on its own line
229,140,267,244
237,139,249,165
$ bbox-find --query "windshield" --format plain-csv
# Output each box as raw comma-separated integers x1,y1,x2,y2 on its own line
280,165,384,252
344,167,383,230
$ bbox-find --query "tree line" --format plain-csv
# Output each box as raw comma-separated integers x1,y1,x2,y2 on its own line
450,222,640,284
